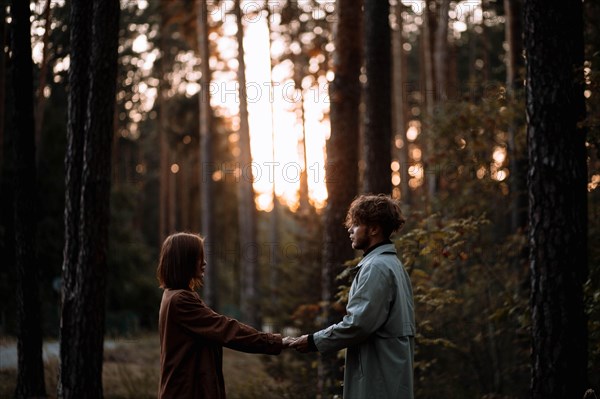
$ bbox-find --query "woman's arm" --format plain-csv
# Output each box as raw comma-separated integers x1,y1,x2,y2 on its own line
172,290,283,354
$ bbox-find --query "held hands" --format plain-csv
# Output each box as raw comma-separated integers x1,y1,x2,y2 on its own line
281,334,311,353
282,336,296,348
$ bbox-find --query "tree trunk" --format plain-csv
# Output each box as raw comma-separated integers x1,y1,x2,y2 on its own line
481,0,491,83
363,0,392,195
0,0,8,172
197,0,218,309
169,149,176,232
504,0,526,232
10,0,47,396
180,150,190,231
158,0,170,243
235,0,260,327
321,0,362,394
421,0,437,197
505,0,523,93
421,0,435,109
265,5,280,313
59,1,120,398
298,90,310,211
60,3,91,393
525,0,588,397
392,2,410,203
434,0,450,101
34,0,52,166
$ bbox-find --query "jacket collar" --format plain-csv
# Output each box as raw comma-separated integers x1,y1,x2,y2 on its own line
357,242,397,268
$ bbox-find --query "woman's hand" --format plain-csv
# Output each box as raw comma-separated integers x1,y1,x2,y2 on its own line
289,334,311,353
282,336,297,349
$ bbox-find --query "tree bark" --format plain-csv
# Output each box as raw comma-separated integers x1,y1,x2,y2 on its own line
392,2,410,203
363,0,392,195
159,0,170,243
10,0,47,396
525,0,588,397
0,0,7,172
298,91,310,211
235,0,261,327
434,0,450,102
265,5,280,313
34,0,52,166
320,0,362,394
197,0,218,309
421,0,437,197
480,0,491,82
59,1,120,398
504,0,526,232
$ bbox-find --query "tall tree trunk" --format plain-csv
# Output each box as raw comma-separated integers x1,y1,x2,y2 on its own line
504,0,526,232
235,0,260,327
422,0,436,107
0,0,8,172
180,150,190,231
265,5,279,313
363,0,392,194
525,0,588,397
421,0,437,198
158,0,170,243
434,0,450,102
197,0,218,309
60,0,91,393
59,1,120,398
481,0,491,83
169,149,176,232
320,0,362,394
34,0,52,166
298,90,310,211
392,2,410,203
293,56,310,211
505,0,523,93
10,0,47,396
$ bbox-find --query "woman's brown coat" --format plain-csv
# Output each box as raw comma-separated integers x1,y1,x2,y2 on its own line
158,289,282,398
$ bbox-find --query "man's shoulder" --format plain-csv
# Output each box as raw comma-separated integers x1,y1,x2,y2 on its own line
366,249,401,267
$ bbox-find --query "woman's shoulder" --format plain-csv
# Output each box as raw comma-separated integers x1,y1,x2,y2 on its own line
164,289,202,305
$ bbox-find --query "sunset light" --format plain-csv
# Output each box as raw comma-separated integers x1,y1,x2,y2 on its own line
233,8,329,211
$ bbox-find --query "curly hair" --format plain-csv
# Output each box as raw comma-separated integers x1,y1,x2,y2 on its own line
344,194,406,238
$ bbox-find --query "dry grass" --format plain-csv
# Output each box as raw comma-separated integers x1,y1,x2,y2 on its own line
0,334,292,399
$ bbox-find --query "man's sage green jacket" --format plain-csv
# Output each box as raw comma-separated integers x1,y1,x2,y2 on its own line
313,243,415,399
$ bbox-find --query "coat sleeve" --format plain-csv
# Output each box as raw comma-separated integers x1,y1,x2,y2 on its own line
313,263,393,354
172,290,282,355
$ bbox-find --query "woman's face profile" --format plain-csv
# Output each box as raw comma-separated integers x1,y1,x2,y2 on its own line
196,257,207,285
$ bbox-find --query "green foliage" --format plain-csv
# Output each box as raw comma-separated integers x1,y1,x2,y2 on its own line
401,214,529,398
425,96,526,222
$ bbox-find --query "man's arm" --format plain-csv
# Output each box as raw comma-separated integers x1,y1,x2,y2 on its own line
292,263,393,354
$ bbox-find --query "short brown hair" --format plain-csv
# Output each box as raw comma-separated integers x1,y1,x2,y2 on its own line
344,194,406,238
157,232,204,290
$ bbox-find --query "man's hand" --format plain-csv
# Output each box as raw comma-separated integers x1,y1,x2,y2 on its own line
282,336,296,349
289,334,311,353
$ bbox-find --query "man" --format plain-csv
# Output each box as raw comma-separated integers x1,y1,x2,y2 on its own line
290,194,415,399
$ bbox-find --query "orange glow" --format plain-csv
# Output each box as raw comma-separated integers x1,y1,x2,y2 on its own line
240,13,329,211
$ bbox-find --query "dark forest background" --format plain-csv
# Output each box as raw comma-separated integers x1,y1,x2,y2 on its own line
1,0,599,398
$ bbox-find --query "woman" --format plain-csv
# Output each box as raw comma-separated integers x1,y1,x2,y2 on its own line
157,232,289,399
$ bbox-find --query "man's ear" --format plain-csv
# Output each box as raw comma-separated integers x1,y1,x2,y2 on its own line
368,224,382,237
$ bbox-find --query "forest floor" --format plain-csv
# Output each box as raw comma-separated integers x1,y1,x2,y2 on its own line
0,334,290,399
